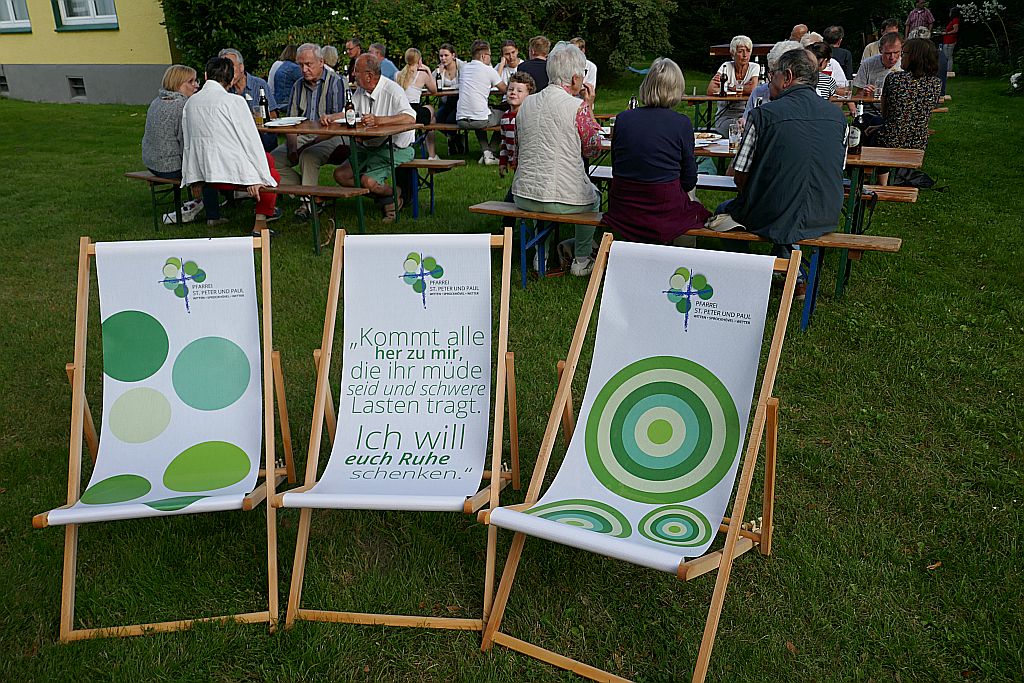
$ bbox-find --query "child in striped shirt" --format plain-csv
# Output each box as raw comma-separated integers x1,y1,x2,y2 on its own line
498,71,536,177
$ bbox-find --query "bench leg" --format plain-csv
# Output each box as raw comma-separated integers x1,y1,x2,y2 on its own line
519,218,530,289
149,183,160,232
800,247,822,332
173,185,183,226
428,171,436,215
310,198,322,255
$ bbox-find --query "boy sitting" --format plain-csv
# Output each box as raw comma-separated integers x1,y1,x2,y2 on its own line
497,71,536,227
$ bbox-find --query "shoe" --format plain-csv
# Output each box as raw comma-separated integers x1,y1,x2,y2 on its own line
795,282,807,301
427,155,441,161
381,191,404,224
569,258,595,277
250,228,278,238
266,207,283,223
294,203,311,220
162,199,204,224
206,217,230,227
481,150,499,166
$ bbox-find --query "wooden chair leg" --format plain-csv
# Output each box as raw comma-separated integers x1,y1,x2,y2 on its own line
59,524,79,642
481,530,528,650
312,349,338,445
761,397,779,556
284,507,314,628
556,360,576,444
505,352,521,490
483,524,498,623
271,351,296,483
64,363,98,464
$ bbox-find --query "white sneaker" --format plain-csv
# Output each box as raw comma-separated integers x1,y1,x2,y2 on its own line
570,258,595,277
481,150,499,166
427,155,440,161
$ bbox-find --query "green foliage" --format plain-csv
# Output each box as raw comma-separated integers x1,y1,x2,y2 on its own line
164,0,673,80
957,45,1009,76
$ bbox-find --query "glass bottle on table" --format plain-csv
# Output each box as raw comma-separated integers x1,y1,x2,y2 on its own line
344,99,357,128
258,87,270,124
719,66,728,97
847,103,865,155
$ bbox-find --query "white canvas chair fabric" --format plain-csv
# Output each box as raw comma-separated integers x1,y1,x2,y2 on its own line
46,237,263,525
281,233,493,512
489,242,775,572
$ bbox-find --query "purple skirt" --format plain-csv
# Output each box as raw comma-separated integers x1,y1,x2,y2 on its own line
602,177,711,245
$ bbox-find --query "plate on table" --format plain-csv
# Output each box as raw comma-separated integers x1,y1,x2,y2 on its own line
265,117,305,127
695,132,722,141
600,126,612,136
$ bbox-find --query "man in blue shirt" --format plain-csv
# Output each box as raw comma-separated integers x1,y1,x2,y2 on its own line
220,48,278,152
369,43,398,80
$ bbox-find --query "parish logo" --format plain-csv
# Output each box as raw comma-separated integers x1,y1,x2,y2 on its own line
664,267,714,331
400,252,444,308
159,257,207,314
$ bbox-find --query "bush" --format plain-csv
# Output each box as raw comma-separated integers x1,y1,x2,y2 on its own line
163,0,674,82
956,45,1008,76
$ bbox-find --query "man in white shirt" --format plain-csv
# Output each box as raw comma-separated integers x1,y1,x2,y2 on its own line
456,40,507,165
570,37,597,88
182,56,280,233
330,54,416,223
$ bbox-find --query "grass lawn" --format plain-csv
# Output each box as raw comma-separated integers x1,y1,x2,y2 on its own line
0,72,1022,682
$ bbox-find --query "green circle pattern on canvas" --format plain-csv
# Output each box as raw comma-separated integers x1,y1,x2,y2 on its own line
172,337,250,411
163,441,251,492
81,474,152,505
145,496,207,512
585,356,740,503
109,387,171,443
638,505,713,547
527,499,632,538
101,311,169,382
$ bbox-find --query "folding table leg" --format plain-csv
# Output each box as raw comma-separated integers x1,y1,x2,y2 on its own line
410,168,420,220
309,199,322,255
519,218,529,289
800,247,822,331
149,184,160,232
173,186,183,226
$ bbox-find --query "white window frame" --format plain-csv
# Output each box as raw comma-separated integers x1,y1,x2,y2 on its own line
56,0,117,27
0,0,31,31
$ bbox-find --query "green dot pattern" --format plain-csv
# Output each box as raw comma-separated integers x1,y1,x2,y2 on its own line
145,496,207,512
101,310,169,382
172,337,250,411
109,387,171,443
163,441,251,492
81,474,152,505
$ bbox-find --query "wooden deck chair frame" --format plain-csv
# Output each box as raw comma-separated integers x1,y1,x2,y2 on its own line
276,227,521,632
33,231,297,642
478,233,801,683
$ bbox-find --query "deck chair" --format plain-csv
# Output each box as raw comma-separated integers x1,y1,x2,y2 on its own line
277,228,520,631
33,233,296,641
479,234,801,683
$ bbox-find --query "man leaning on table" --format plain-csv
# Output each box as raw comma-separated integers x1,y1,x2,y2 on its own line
330,54,416,224
269,42,348,220
854,32,903,121
706,48,847,299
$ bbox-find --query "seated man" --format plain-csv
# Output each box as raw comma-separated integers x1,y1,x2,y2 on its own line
331,54,416,224
823,25,854,79
854,32,904,121
368,43,398,80
862,18,900,63
570,37,597,88
456,40,507,165
707,48,847,298
269,42,348,219
182,56,281,234
219,48,278,152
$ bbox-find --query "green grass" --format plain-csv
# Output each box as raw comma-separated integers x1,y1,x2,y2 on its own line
1,74,1022,682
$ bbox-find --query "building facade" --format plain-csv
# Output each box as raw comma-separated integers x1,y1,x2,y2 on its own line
0,0,173,104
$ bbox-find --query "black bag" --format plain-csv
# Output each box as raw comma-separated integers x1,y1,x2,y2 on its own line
890,167,948,192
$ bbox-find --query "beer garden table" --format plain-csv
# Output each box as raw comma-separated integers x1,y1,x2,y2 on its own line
257,119,420,234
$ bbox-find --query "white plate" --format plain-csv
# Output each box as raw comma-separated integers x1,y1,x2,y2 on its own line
695,132,722,141
265,117,305,127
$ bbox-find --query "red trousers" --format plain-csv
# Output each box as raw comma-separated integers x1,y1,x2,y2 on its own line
212,153,281,217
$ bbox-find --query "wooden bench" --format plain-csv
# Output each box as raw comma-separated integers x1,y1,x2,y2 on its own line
397,158,466,218
125,171,369,253
469,200,902,330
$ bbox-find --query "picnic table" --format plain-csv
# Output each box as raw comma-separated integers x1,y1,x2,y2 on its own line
257,119,420,234
681,94,750,131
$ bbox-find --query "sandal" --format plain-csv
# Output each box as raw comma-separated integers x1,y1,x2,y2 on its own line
381,191,404,224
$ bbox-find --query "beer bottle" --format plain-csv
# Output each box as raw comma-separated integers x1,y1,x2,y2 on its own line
344,99,357,128
847,103,865,155
719,66,727,97
627,95,638,110
258,87,270,123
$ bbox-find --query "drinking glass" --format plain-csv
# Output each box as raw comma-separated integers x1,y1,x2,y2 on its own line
728,121,743,152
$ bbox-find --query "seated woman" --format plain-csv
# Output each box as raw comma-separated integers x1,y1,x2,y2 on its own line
706,35,760,136
512,41,602,276
396,48,440,159
433,44,464,154
878,37,942,183
806,42,837,99
141,64,223,225
271,45,302,114
602,58,710,247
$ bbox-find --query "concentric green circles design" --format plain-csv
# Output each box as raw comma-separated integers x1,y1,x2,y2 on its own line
638,505,713,547
585,356,740,503
527,499,632,538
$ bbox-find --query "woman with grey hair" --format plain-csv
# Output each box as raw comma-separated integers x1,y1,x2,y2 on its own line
602,58,709,245
741,40,803,120
512,41,603,276
322,45,340,70
706,34,760,135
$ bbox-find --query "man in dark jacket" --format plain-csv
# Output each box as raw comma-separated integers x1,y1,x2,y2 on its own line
707,48,848,295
